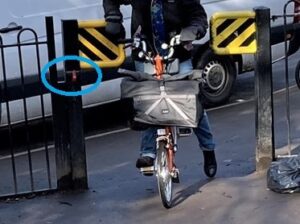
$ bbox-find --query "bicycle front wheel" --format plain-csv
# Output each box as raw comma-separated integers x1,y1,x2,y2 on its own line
295,60,300,90
156,140,173,208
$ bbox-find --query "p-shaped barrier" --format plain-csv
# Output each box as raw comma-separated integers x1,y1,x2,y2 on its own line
51,7,274,191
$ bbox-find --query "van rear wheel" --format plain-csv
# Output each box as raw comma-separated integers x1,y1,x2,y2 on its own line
195,49,237,106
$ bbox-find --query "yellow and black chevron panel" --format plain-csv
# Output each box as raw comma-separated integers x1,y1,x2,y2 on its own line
210,11,257,55
77,20,125,69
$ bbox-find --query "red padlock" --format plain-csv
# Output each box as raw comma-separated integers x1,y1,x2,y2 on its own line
72,70,77,82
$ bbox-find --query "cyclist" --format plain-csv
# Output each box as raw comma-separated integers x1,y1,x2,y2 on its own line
103,0,217,177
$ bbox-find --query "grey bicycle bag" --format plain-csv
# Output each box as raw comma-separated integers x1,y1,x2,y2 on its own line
121,78,202,128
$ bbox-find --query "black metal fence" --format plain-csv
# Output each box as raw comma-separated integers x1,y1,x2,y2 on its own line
0,17,57,198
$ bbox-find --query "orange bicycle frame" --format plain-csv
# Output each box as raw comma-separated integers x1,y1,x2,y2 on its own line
154,54,176,172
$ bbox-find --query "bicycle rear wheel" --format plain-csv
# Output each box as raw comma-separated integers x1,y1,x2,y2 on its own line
156,140,173,208
295,60,300,89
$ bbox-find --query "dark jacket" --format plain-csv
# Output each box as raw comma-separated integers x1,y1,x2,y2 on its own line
103,0,208,62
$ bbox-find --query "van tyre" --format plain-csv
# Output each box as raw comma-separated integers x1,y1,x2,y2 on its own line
195,49,237,106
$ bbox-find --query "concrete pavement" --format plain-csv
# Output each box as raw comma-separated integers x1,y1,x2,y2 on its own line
1,86,300,224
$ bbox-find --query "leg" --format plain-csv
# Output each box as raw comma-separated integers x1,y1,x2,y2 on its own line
136,127,157,168
135,61,156,167
193,111,217,177
176,60,217,177
193,111,215,151
140,127,157,159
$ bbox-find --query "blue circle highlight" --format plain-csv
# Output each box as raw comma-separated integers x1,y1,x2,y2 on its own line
41,55,102,96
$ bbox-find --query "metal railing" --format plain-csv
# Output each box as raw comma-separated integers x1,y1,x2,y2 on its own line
0,17,57,199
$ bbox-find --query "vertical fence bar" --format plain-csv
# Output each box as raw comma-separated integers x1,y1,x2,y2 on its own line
46,16,58,86
0,38,18,193
17,30,35,191
254,7,275,172
43,17,55,188
283,0,294,155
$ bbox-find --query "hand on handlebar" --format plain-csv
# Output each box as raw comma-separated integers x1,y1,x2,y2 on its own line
182,41,193,51
180,25,206,42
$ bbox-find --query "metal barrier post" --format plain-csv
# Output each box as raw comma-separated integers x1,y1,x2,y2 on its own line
254,7,275,172
62,20,88,190
63,20,88,190
49,19,88,190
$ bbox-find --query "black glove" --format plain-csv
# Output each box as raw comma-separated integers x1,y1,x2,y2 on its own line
180,26,206,42
105,21,125,40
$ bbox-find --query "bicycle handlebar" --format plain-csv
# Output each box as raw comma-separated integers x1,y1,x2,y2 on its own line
118,35,181,62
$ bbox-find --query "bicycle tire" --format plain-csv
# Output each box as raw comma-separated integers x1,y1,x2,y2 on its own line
156,140,173,208
295,60,300,90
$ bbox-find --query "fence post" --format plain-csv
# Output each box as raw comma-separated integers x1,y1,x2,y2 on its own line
47,18,88,190
254,7,275,172
62,20,88,190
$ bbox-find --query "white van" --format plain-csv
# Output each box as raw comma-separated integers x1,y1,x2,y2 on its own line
0,0,299,127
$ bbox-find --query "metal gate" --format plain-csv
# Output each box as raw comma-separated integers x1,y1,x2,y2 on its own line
0,17,57,198
273,0,300,159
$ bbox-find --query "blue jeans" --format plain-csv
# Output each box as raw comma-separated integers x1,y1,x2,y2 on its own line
135,60,216,159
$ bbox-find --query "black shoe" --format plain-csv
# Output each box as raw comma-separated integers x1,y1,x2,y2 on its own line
136,156,154,168
203,150,217,178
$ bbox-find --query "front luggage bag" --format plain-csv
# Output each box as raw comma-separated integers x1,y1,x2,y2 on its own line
121,79,202,128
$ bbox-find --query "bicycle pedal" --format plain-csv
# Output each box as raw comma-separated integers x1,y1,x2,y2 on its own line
171,169,180,183
140,166,154,176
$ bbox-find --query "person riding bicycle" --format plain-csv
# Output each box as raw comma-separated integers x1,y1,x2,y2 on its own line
103,0,217,177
